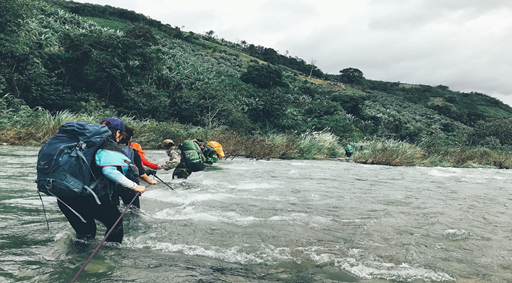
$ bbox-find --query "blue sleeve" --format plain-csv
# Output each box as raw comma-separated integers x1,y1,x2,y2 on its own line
102,166,137,189
95,149,130,175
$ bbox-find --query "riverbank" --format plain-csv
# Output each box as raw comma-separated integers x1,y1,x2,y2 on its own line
1,108,511,169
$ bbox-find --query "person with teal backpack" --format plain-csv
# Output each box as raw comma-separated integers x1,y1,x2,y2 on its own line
36,118,146,244
161,138,206,179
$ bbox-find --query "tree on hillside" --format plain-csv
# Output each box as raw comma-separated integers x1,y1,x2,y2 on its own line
240,64,287,89
308,59,317,78
339,67,365,85
262,48,280,65
205,30,215,38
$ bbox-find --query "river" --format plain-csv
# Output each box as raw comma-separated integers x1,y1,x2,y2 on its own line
1,145,511,282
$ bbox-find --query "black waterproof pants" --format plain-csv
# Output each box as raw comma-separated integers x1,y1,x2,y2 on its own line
57,195,123,243
173,167,191,179
117,188,140,208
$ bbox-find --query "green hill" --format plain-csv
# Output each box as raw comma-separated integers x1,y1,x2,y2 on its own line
2,0,512,158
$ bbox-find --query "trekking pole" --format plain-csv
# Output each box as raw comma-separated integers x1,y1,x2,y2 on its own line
153,174,174,190
70,192,140,283
145,168,174,190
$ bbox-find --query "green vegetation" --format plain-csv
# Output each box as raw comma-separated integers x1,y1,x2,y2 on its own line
1,0,512,169
351,138,512,169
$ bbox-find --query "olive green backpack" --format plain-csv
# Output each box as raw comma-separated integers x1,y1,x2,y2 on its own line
179,140,206,172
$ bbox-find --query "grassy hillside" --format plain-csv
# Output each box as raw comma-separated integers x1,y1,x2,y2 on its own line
364,80,512,124
1,0,512,167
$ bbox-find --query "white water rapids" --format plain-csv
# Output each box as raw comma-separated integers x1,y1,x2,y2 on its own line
1,145,512,282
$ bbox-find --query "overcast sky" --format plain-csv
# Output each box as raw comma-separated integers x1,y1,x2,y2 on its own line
71,0,512,106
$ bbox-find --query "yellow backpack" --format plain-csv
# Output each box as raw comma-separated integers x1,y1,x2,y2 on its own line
207,141,225,158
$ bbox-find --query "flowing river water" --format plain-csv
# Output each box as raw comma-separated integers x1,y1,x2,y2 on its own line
1,145,512,282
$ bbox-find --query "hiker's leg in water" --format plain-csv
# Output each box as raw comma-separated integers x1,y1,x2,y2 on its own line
93,197,124,243
118,187,140,208
57,197,97,240
172,168,191,179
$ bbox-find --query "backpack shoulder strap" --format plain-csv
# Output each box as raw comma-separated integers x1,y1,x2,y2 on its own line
120,145,135,162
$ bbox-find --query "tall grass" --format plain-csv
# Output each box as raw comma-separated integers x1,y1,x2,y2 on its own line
295,129,344,159
0,109,345,159
202,129,344,160
0,107,124,145
351,138,425,166
351,138,512,169
1,109,511,168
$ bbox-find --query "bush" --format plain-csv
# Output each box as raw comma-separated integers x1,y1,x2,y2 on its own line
240,64,287,89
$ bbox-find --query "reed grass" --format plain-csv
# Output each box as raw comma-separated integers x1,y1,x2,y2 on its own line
295,129,344,159
350,138,512,169
351,138,423,166
1,109,511,169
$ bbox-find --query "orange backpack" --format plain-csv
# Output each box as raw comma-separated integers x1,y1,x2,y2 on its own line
207,141,225,158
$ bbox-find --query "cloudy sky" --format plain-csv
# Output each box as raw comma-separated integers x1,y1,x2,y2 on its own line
71,0,512,106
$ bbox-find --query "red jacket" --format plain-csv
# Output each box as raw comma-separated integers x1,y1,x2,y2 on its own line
130,143,159,170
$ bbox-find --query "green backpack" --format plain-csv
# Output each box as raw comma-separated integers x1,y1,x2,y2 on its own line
204,145,219,163
179,140,206,172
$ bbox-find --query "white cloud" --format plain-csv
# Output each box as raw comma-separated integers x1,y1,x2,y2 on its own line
70,0,512,106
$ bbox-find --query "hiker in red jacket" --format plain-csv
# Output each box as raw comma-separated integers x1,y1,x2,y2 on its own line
125,127,162,170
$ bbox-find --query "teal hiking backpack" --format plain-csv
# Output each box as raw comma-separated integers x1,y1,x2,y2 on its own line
35,122,111,204
179,140,206,172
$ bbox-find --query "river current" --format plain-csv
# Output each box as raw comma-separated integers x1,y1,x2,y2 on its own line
1,145,512,282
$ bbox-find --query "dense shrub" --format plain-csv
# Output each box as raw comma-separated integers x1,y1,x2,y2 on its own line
240,64,287,89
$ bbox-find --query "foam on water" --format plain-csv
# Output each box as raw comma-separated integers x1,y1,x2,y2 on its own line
149,204,334,228
125,238,267,264
125,237,332,266
2,197,48,208
227,182,279,190
428,167,512,184
152,206,262,225
242,194,286,201
427,168,463,177
5,156,37,163
144,190,232,205
290,162,309,166
124,234,457,282
443,229,481,240
268,213,333,228
54,230,70,242
460,170,512,183
335,258,455,281
218,163,259,170
198,179,229,187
